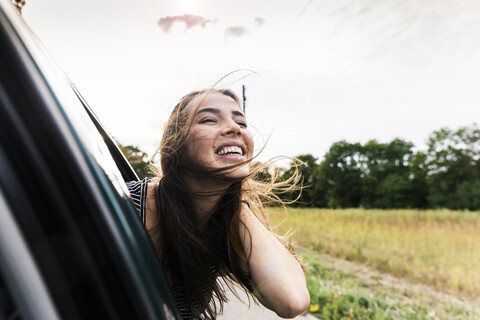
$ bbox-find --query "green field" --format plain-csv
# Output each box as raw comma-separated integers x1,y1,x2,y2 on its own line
268,208,480,319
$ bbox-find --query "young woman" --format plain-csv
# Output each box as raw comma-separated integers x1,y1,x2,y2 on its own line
127,88,309,319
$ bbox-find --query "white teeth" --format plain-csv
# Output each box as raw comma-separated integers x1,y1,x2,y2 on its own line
216,146,243,155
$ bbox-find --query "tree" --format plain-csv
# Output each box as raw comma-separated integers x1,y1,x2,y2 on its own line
455,180,480,210
251,161,272,182
425,124,480,209
408,151,429,208
279,124,479,209
312,138,425,209
312,141,364,208
280,154,318,206
361,139,417,208
119,145,154,180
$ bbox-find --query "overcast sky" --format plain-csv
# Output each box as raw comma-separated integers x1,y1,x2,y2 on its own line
23,0,480,166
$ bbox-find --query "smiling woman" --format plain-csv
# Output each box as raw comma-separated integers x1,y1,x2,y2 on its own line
186,92,253,180
126,88,309,319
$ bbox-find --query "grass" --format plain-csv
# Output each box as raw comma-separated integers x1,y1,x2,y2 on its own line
269,208,480,299
299,247,479,320
267,208,480,319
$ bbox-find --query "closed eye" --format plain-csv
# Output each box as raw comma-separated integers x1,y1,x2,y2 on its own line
199,118,217,124
237,122,247,128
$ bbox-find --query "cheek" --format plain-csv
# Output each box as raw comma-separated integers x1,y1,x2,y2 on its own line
244,131,254,154
187,129,215,155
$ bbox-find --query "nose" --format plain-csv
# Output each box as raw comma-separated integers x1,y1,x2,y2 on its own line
221,119,241,136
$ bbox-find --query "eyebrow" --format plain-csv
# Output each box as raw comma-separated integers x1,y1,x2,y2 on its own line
197,107,245,118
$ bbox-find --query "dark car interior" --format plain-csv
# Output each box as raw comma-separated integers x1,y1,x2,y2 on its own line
0,275,20,320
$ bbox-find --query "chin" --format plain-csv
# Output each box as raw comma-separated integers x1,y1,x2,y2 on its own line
220,165,250,181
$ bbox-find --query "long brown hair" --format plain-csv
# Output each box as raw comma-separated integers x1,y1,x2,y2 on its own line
151,88,304,319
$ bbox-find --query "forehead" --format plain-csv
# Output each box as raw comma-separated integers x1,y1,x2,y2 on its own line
188,92,243,116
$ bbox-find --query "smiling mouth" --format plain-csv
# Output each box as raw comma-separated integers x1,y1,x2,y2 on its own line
215,145,245,156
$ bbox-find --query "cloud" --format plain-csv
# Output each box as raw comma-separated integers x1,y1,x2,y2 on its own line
254,17,265,27
157,14,217,33
224,26,249,40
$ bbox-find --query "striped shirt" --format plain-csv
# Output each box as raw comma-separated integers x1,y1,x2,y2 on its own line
126,179,197,320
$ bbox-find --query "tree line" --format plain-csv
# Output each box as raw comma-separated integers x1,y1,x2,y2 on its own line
120,124,479,210
278,124,480,210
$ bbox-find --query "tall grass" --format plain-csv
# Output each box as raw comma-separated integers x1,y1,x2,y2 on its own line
269,208,480,300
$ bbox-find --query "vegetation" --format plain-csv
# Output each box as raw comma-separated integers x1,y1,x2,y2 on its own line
119,144,155,179
270,208,480,298
279,124,480,210
119,124,480,210
299,247,479,320
269,208,480,320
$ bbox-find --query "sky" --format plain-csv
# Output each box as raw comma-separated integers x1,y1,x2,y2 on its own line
23,0,480,166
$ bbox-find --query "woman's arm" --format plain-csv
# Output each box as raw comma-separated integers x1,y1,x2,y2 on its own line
238,205,310,318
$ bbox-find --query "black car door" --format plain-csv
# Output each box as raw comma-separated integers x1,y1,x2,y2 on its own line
0,2,179,319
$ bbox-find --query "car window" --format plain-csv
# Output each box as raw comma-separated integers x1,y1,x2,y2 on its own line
72,83,139,183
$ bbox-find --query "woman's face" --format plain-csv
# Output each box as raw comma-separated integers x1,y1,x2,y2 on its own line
185,92,254,180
